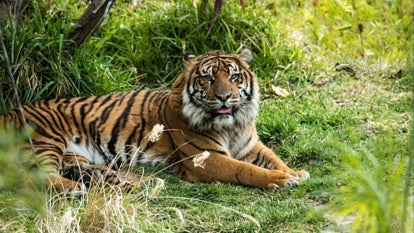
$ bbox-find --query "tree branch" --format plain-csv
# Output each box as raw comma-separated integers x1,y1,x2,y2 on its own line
66,0,115,52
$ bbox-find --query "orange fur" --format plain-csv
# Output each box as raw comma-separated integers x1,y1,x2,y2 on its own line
1,49,309,196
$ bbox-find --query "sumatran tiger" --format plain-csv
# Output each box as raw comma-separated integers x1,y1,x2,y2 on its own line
0,49,309,197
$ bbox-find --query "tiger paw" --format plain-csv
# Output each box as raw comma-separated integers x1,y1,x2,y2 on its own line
281,169,310,182
266,170,300,190
48,173,87,198
63,180,87,198
62,164,122,188
294,170,310,181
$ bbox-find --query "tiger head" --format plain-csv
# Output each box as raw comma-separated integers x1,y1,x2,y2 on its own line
175,49,260,131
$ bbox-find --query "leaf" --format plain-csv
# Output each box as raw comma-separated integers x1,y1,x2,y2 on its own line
271,85,290,98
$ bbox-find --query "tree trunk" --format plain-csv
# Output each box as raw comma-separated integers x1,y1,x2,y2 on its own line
66,0,115,52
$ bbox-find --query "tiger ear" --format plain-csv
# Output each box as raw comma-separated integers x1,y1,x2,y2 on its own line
239,48,253,64
184,53,196,61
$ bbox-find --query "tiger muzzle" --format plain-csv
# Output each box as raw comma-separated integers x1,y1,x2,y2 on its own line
215,89,232,102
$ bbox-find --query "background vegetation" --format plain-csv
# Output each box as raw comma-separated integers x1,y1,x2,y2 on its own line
0,0,412,232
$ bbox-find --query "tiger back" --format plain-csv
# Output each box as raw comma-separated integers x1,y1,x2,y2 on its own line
0,49,309,196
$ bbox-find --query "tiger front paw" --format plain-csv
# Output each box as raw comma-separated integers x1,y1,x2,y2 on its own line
63,180,87,198
266,170,300,190
266,169,310,190
48,173,87,197
62,164,122,188
294,169,310,181
281,168,310,182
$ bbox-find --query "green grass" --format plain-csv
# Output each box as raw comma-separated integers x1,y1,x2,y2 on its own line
0,0,413,232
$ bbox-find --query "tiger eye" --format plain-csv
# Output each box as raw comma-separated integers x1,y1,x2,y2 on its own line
202,75,214,83
230,74,239,82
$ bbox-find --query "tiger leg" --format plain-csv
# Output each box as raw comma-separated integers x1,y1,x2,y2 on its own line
244,141,310,181
62,152,124,189
180,152,300,189
26,141,87,197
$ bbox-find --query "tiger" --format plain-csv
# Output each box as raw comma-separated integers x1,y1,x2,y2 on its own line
0,49,309,197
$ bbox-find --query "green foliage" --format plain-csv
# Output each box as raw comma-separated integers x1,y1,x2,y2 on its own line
0,127,46,231
1,0,86,112
90,0,312,88
332,139,413,233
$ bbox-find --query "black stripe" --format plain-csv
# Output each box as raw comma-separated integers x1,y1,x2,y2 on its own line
44,111,65,137
89,119,104,155
107,122,121,156
115,155,124,169
35,103,65,137
256,154,266,167
157,93,169,123
34,147,63,155
251,148,265,165
100,98,116,122
71,97,93,138
82,96,102,148
79,103,90,144
23,106,48,127
248,72,254,99
95,97,119,148
116,92,129,106
119,91,141,129
63,98,71,104
95,128,105,156
43,99,52,109
31,129,65,144
99,94,115,111
136,91,152,143
107,91,149,156
198,132,224,148
69,101,83,136
263,160,271,169
161,95,178,156
55,104,69,130
125,124,141,155
184,140,227,155
85,95,101,113
236,135,253,151
56,102,71,135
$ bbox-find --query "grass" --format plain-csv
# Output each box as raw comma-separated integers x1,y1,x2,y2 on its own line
0,0,413,232
331,140,411,232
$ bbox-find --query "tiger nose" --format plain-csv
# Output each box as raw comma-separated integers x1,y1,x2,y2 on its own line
215,90,232,102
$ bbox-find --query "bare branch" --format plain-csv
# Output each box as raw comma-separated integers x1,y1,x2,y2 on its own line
66,0,115,52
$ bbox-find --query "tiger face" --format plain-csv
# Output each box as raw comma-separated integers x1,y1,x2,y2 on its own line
181,49,259,131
